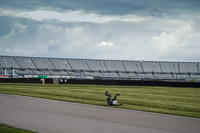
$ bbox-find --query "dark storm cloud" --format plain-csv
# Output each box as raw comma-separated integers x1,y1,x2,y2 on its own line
1,13,199,61
0,16,42,37
0,0,200,61
0,16,14,36
1,0,200,16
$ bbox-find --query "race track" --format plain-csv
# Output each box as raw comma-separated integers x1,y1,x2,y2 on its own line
0,94,199,133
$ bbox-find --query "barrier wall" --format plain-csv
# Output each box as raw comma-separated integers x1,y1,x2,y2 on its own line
0,78,200,87
0,78,53,84
61,79,200,88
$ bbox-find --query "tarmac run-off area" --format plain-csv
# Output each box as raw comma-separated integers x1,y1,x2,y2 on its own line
0,94,200,133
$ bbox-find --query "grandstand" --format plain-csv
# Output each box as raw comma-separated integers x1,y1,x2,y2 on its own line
0,55,200,81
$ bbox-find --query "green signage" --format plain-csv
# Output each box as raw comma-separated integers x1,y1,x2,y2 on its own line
38,75,47,79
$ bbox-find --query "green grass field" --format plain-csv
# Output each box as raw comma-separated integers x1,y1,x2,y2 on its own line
0,124,36,133
0,83,200,118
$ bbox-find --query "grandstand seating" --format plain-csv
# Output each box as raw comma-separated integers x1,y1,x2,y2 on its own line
14,57,36,69
32,58,55,69
104,60,126,71
179,62,198,73
123,61,142,72
86,60,107,71
0,55,199,81
0,56,20,68
50,59,71,70
160,62,178,73
68,59,90,71
142,61,161,73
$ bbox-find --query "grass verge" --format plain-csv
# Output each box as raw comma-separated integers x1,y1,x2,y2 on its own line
0,124,36,133
0,83,200,118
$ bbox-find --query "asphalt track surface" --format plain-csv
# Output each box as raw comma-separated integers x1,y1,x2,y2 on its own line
0,94,200,133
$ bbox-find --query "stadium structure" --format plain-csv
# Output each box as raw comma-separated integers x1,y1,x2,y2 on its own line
0,55,200,83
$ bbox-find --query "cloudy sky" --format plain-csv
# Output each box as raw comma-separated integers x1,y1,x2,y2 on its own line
0,0,200,61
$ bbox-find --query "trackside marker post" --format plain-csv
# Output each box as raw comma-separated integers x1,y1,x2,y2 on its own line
38,76,47,84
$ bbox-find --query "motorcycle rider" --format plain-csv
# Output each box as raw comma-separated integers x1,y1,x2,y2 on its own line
105,91,122,106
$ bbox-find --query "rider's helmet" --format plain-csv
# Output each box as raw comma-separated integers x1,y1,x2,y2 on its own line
113,100,117,105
